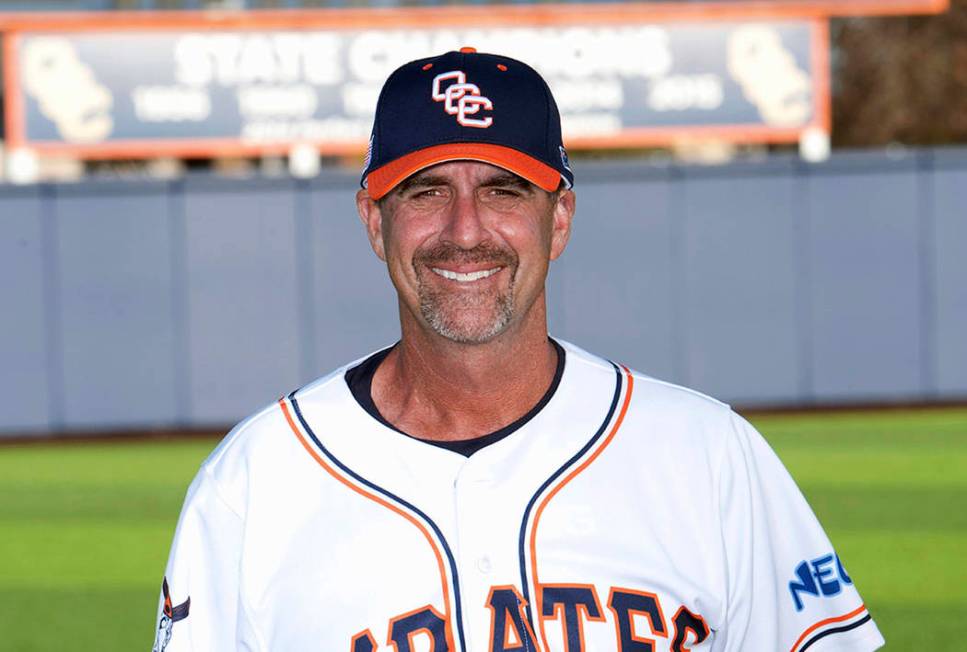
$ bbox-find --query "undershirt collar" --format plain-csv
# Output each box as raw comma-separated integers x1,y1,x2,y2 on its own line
345,339,566,457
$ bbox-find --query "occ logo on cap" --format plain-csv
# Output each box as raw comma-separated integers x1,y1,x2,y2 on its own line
432,70,494,128
361,47,573,200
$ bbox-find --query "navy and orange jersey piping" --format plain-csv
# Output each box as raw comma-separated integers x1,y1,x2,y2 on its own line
281,358,633,652
791,604,875,652
280,390,468,652
516,361,629,634
800,614,872,651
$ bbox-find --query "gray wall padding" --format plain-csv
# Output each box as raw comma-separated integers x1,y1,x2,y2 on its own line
1,148,965,434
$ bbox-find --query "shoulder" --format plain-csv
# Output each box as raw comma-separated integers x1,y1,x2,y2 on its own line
556,338,745,470
559,338,733,424
194,347,387,508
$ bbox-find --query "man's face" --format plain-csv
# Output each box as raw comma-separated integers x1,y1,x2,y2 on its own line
357,161,574,344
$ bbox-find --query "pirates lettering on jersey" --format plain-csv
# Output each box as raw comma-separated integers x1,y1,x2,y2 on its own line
671,607,710,652
487,586,538,651
541,584,606,652
352,630,378,652
607,587,668,651
357,583,708,651
350,606,448,652
389,605,449,652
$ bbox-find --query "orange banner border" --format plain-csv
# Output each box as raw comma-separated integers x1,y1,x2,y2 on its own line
1,0,946,158
0,1,950,32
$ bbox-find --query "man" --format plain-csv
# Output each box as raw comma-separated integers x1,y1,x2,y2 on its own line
154,48,884,652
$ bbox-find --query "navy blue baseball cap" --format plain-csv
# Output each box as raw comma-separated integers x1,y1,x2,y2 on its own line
361,47,573,200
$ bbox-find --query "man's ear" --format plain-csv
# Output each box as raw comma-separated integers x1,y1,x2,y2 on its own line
549,189,576,261
356,189,387,261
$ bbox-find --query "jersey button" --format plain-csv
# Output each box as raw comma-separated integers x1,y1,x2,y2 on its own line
476,556,492,574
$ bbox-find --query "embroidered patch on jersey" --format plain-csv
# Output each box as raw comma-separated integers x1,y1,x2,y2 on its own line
788,552,853,611
431,70,494,128
152,577,190,652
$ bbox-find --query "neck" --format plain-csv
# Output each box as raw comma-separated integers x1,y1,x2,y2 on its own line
371,300,558,441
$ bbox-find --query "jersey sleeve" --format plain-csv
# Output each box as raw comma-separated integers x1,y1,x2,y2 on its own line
716,413,884,652
151,466,253,652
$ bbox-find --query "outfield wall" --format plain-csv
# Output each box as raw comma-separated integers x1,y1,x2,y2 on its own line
2,147,966,434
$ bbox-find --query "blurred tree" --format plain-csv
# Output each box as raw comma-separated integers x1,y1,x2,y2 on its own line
832,0,967,147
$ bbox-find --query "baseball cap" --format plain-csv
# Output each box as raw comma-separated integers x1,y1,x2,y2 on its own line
361,47,573,200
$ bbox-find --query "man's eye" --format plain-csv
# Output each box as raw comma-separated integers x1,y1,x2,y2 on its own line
409,188,444,199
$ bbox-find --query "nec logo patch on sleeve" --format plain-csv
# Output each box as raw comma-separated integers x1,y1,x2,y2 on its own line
788,553,853,611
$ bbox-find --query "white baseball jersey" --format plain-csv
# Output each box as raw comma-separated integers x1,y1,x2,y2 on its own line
154,339,884,652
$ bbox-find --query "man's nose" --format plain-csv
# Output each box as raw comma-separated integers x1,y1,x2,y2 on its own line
440,192,488,250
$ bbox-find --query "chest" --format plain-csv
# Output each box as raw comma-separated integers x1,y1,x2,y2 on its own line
239,446,723,651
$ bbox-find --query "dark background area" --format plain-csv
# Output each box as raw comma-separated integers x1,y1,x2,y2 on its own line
833,0,967,147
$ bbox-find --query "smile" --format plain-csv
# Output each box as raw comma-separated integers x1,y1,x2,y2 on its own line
430,267,502,283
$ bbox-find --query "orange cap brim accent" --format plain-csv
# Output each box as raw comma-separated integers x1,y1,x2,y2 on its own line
365,143,561,200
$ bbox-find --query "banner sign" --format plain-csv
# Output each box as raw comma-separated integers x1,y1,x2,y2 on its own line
6,20,827,157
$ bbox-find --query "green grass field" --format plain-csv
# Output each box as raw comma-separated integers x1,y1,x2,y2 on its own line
1,408,965,650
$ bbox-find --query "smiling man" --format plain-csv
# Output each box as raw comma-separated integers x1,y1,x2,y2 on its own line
354,160,573,444
154,49,883,652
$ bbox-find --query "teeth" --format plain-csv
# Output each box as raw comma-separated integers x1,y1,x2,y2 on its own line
431,267,501,282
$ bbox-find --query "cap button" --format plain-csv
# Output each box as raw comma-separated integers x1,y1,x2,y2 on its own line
459,46,477,53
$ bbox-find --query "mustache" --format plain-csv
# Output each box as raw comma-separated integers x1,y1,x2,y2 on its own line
414,242,518,269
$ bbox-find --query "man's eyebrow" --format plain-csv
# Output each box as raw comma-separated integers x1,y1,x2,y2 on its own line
480,173,534,191
393,170,535,195
395,173,449,194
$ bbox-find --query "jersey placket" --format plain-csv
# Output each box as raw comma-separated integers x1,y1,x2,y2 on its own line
452,450,531,652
